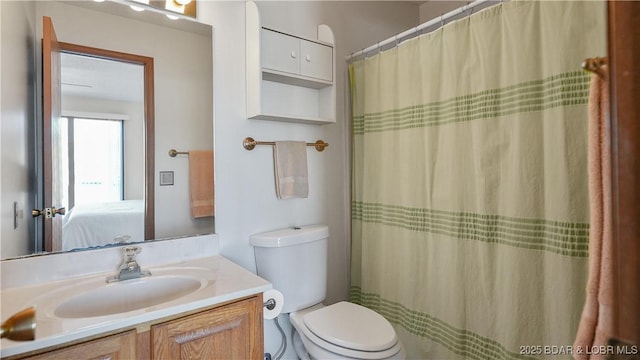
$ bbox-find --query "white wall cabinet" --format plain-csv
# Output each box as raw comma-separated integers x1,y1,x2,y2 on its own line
246,1,336,124
299,36,333,82
261,28,333,87
261,29,301,76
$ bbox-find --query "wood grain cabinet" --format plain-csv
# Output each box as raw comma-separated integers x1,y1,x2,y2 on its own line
15,295,263,360
23,330,137,360
151,296,263,360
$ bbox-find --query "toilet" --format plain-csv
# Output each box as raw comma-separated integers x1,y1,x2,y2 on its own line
250,225,405,360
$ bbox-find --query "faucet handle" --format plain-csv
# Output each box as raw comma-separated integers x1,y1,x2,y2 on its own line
107,246,149,283
123,246,141,261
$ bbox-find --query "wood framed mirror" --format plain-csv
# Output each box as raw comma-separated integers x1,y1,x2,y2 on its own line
42,16,155,252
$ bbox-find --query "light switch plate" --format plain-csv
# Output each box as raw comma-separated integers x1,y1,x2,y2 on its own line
159,171,174,186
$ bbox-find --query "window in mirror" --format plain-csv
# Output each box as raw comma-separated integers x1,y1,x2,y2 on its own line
63,117,125,205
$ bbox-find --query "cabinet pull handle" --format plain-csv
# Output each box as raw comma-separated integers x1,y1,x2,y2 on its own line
305,55,312,62
290,51,297,59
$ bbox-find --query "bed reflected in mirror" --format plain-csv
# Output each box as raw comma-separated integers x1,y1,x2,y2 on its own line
56,52,147,252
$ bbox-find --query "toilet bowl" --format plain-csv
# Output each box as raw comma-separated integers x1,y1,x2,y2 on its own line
250,225,405,360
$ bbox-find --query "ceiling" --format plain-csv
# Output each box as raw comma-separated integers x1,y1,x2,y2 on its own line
61,53,144,103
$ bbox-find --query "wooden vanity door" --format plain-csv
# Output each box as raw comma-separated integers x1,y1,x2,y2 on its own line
23,330,136,360
151,295,263,360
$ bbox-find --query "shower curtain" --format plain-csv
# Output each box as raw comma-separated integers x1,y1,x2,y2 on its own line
349,1,606,359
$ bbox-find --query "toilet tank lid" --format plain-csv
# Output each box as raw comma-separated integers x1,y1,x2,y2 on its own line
250,224,329,247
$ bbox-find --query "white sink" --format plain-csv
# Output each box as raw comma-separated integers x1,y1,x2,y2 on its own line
0,251,276,359
29,266,215,320
54,275,203,318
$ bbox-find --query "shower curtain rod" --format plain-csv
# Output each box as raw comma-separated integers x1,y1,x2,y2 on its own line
346,0,496,62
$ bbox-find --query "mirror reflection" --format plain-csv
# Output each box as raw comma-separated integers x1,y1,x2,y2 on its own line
0,0,214,260
59,53,146,251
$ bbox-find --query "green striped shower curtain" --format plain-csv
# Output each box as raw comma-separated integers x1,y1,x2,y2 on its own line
349,1,606,359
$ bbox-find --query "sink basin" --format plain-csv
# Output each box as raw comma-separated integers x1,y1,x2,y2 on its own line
54,276,202,318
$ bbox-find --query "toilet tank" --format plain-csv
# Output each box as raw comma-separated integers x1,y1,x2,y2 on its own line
250,225,329,313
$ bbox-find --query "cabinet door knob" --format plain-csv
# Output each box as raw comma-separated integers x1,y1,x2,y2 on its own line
290,51,297,59
305,55,312,62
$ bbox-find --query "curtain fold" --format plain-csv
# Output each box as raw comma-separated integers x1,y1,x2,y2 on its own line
350,1,606,359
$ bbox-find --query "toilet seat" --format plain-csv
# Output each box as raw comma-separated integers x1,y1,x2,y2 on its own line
304,302,397,352
290,303,403,359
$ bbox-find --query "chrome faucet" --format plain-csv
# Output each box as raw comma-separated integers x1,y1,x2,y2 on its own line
106,246,151,283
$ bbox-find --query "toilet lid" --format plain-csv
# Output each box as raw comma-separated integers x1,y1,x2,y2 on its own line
303,302,397,352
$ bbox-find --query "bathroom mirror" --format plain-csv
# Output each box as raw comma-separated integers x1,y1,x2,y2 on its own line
0,0,214,260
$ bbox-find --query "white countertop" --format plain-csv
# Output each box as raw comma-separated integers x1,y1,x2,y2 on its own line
0,237,271,358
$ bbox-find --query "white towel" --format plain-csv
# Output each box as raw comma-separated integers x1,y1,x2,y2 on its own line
273,141,308,199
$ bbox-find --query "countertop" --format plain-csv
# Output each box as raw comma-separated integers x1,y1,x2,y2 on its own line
0,255,271,358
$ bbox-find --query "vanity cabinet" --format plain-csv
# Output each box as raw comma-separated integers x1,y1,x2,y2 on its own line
22,330,137,360
13,295,263,360
151,295,263,359
246,1,336,124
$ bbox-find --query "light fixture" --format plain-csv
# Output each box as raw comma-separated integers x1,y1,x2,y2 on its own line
123,0,195,18
128,0,148,12
164,0,185,14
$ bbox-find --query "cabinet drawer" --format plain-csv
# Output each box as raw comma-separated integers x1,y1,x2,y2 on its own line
261,29,300,75
300,39,332,82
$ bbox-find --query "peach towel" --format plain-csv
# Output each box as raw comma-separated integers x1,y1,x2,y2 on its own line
189,150,214,218
573,67,615,360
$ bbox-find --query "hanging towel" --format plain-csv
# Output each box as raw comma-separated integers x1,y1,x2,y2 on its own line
273,141,308,199
573,67,613,360
188,150,214,218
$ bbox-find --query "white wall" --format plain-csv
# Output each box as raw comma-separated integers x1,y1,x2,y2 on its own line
35,2,214,240
419,0,468,23
197,1,419,357
0,1,36,258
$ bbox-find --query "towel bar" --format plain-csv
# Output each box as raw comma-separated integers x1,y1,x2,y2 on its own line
168,149,189,157
243,137,329,152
